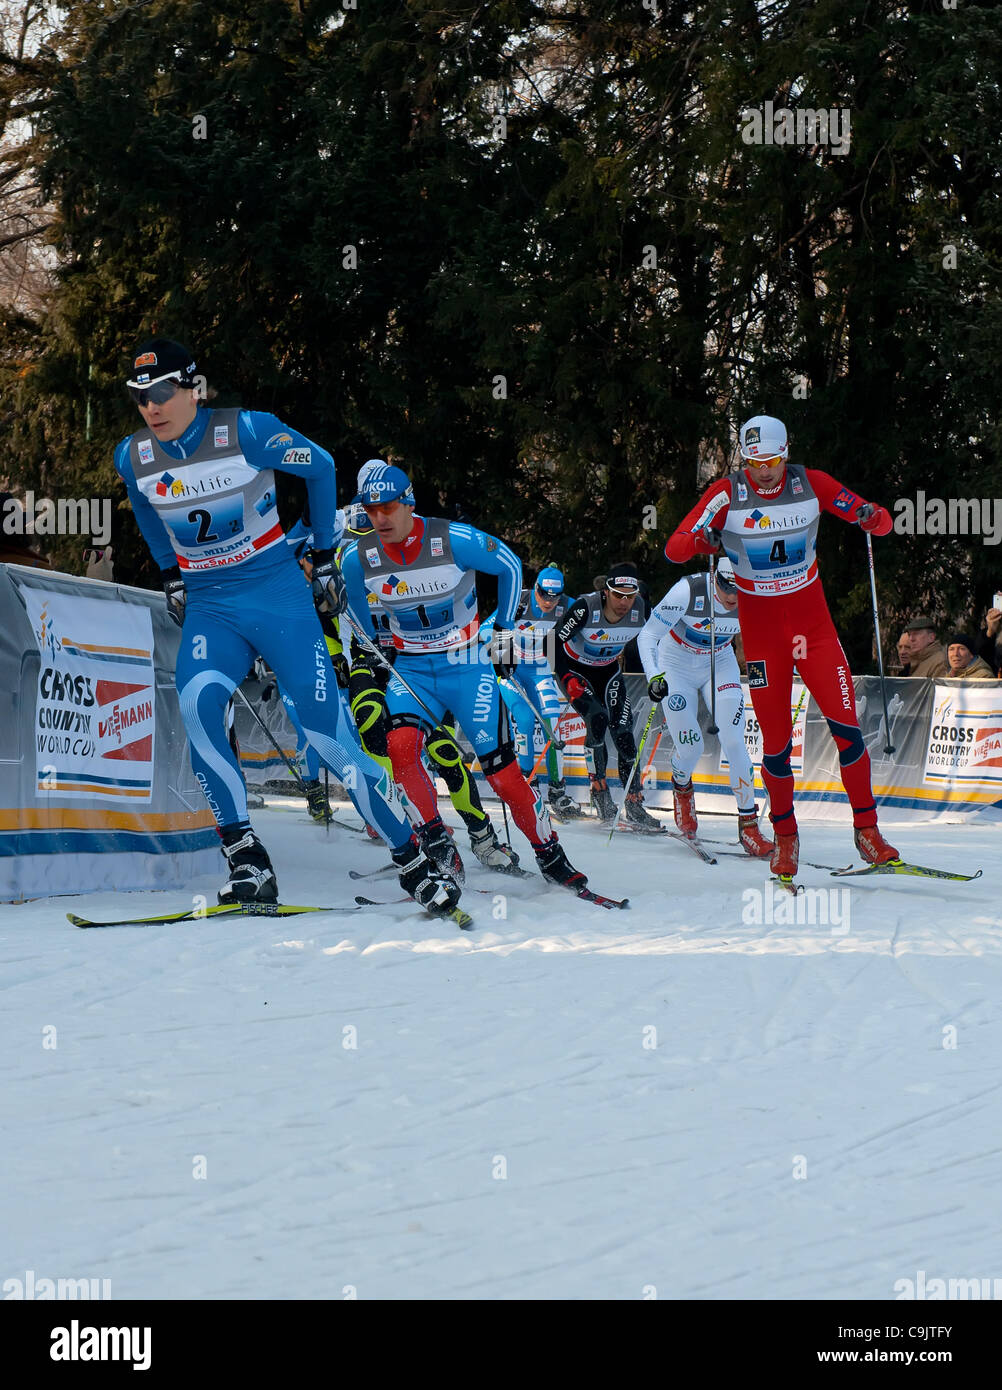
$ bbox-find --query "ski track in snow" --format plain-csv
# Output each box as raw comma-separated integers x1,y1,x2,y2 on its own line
2,803,999,1299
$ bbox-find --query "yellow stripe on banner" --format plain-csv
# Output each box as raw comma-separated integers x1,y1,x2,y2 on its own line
240,749,298,765
0,808,217,832
40,783,152,798
62,640,152,658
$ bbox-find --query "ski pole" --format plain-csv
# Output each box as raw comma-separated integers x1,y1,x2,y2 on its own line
344,615,444,729
707,557,719,735
232,684,310,793
865,531,895,755
608,703,661,844
528,700,573,780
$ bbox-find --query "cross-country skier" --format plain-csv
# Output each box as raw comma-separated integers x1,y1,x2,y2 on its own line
334,484,519,876
484,565,582,820
337,463,588,890
664,413,897,879
552,563,661,829
113,338,460,916
637,557,772,856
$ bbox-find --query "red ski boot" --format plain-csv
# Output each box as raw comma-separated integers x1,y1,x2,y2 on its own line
770,830,799,878
672,776,698,837
854,825,899,865
738,807,774,858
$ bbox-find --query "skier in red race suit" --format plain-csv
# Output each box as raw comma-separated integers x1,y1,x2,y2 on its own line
665,414,898,879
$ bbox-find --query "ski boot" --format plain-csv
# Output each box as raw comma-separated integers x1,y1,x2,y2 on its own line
624,790,663,834
418,816,465,883
590,778,618,823
219,826,278,904
547,780,582,820
304,778,333,824
391,839,463,917
854,825,898,865
535,837,588,890
738,806,774,858
770,830,800,878
672,776,698,837
468,819,522,873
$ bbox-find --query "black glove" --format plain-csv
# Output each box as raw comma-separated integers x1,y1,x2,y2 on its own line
161,565,186,627
489,627,519,680
310,547,347,617
647,674,669,701
694,526,722,555
331,650,351,690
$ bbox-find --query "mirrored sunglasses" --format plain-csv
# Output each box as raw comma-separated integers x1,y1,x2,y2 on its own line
127,377,185,408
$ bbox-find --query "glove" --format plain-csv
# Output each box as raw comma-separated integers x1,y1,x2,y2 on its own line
489,627,519,680
563,674,589,703
331,650,351,690
857,502,888,534
161,565,186,627
693,525,722,555
310,547,347,617
648,674,669,702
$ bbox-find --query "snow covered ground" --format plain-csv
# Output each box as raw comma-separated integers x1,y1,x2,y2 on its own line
3,801,999,1301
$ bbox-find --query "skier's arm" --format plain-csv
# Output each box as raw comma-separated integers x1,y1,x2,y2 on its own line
113,439,178,571
637,583,688,681
338,543,379,644
805,470,893,535
553,598,589,680
447,524,523,626
665,479,733,563
238,411,338,551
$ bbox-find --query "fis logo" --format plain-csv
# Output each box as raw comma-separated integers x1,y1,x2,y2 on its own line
266,432,294,450
155,472,185,498
35,606,61,660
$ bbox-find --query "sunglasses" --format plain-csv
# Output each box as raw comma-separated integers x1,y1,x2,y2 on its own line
127,377,185,407
743,453,785,470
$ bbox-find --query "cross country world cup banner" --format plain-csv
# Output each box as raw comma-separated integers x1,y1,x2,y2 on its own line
24,588,156,801
924,684,1002,789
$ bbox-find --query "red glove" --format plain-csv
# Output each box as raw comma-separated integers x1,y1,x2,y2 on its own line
692,525,722,555
857,503,889,534
563,674,589,702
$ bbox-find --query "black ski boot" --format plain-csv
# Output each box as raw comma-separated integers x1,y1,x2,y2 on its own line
392,839,463,916
547,779,583,820
535,837,588,890
219,826,278,904
623,791,663,834
418,816,465,883
304,779,333,824
468,819,522,873
590,778,618,823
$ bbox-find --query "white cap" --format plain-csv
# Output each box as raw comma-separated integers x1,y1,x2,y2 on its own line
715,556,736,591
739,415,788,461
357,458,388,490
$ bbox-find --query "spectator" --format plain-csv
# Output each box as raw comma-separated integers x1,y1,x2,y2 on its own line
976,604,1002,674
946,633,995,680
0,494,51,568
898,618,949,678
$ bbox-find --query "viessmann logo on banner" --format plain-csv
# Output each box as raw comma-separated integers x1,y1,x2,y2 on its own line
24,589,156,801
924,686,1002,787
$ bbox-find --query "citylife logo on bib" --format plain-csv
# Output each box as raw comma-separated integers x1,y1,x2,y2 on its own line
3,492,111,547
740,101,851,156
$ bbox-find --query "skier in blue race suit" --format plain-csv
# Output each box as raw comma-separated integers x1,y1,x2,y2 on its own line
113,337,459,917
337,462,587,890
